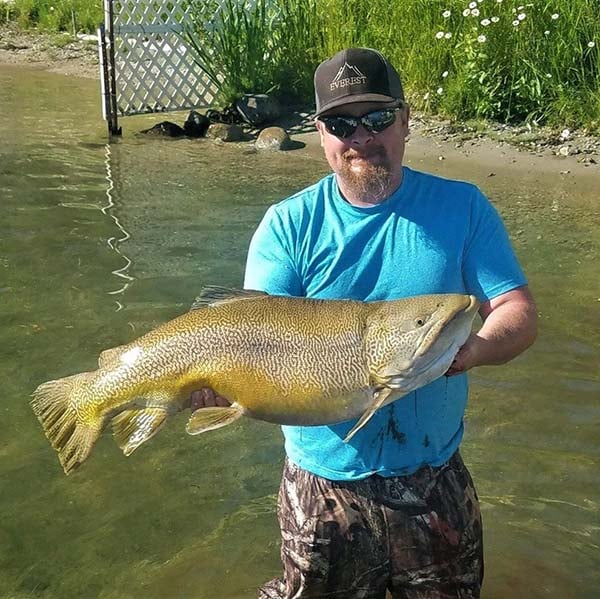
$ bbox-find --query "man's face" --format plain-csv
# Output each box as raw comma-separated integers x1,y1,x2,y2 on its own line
316,101,410,204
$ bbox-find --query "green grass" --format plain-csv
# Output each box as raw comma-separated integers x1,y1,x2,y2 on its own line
6,0,103,34
4,0,599,130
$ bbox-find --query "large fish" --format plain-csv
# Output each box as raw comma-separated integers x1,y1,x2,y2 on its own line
31,288,479,475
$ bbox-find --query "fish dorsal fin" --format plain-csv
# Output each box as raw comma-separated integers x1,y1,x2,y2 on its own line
98,344,129,369
190,286,268,310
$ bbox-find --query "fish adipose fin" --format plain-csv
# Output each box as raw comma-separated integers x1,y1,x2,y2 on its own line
343,387,396,443
31,372,102,475
190,287,267,310
98,344,129,368
186,405,243,435
112,407,170,456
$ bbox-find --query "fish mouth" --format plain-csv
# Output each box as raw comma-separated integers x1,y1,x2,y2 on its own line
414,294,479,361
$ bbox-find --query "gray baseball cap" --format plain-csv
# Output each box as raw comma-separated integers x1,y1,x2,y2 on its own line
314,47,405,116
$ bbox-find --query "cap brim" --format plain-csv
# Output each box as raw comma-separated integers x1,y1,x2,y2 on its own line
314,93,402,117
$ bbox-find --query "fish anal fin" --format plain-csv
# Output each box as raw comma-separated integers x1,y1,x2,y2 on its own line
112,407,169,456
98,344,129,369
343,387,396,443
190,287,268,310
185,405,243,435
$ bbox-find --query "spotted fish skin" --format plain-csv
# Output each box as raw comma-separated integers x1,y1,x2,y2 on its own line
31,290,479,475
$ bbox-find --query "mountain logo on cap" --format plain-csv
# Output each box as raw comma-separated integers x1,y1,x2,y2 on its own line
330,63,367,91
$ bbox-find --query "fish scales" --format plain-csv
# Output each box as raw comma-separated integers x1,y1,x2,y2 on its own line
30,290,479,474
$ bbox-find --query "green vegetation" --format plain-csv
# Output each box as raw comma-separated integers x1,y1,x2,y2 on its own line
3,0,599,130
1,0,102,34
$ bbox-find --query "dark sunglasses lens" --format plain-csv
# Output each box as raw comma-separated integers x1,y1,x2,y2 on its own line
322,117,358,138
362,109,396,132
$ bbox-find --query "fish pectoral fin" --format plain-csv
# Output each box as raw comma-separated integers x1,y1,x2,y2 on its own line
343,387,395,443
112,407,170,456
370,371,407,390
185,404,243,435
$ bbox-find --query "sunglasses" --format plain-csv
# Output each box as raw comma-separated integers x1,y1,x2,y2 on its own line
318,107,401,139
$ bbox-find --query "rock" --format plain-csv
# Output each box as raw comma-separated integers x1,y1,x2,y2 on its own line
206,123,244,142
140,121,185,137
255,127,292,151
558,145,570,156
235,94,281,125
183,110,209,138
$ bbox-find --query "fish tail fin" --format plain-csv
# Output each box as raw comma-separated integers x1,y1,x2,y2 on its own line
31,373,102,475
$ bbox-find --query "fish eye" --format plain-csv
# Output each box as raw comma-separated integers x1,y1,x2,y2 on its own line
416,318,425,326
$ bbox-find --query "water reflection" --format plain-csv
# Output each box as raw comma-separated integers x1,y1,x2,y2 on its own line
0,64,598,598
101,142,134,308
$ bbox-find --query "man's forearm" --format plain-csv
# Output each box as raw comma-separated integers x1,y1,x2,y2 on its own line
447,286,537,375
471,297,538,366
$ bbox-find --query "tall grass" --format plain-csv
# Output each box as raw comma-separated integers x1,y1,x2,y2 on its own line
4,0,102,33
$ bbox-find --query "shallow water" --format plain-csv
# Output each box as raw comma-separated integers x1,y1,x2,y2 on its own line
1,65,598,599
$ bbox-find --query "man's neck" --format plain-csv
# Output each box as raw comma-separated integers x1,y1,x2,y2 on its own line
336,169,404,208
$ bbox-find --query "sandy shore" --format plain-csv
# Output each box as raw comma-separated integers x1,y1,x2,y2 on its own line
1,23,599,176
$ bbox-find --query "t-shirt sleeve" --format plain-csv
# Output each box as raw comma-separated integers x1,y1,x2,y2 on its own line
244,205,303,296
462,187,527,301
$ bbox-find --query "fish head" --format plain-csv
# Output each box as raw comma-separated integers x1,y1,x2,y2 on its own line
366,294,480,389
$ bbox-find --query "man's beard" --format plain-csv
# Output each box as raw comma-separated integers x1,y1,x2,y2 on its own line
337,148,394,204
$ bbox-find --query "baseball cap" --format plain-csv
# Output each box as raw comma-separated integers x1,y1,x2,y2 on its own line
314,47,405,116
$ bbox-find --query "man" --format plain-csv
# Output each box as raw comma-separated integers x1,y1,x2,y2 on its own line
192,48,537,598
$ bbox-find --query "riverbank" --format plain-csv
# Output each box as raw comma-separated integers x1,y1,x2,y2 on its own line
1,23,599,168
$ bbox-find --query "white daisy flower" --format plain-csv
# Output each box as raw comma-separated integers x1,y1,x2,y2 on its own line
518,13,526,20
481,18,491,26
512,20,520,26
437,87,444,95
477,35,487,42
443,10,451,17
436,31,445,39
444,32,453,39
471,8,480,16
588,41,596,48
551,13,559,20
442,70,449,78
469,1,477,8
491,16,500,22
463,8,471,16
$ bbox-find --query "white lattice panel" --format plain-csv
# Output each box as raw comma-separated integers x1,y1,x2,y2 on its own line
107,0,218,116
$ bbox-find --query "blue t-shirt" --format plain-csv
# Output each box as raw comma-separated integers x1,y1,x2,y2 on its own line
244,166,526,480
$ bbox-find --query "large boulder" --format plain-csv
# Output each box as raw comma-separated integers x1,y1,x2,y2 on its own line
235,94,281,126
255,127,292,151
206,123,244,142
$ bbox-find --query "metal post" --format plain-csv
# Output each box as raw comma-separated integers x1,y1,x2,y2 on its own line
98,24,112,137
105,0,122,136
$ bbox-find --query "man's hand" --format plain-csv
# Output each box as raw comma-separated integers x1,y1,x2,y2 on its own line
189,388,232,410
446,286,537,377
446,333,480,376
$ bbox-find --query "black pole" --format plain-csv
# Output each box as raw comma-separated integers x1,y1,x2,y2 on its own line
99,24,112,138
106,0,122,136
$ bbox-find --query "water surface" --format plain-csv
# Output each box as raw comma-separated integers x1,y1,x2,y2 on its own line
0,65,598,598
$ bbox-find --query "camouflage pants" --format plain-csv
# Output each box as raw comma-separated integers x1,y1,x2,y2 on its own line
258,452,483,599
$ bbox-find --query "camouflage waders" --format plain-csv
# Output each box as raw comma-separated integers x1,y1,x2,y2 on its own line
258,452,483,599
